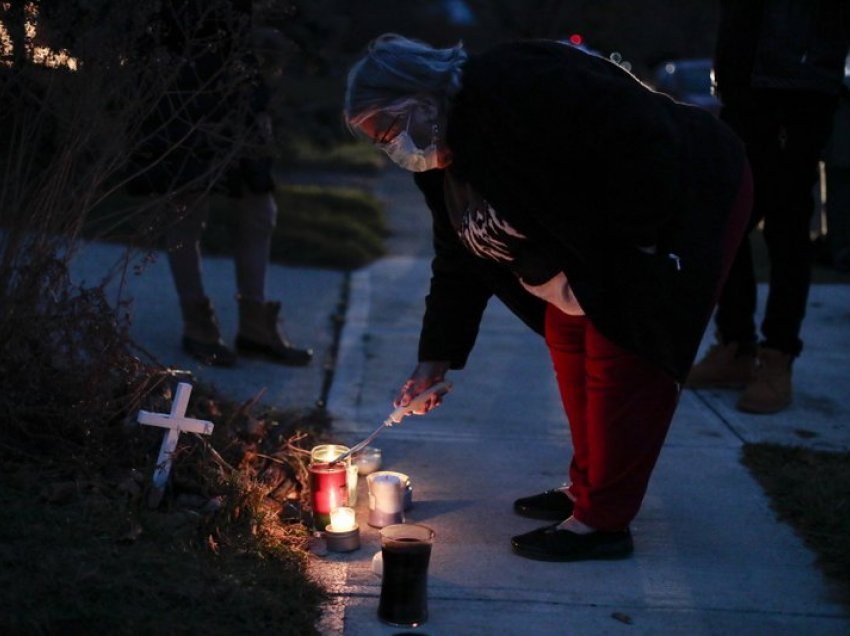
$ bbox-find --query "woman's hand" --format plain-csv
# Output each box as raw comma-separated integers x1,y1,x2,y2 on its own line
394,360,451,415
520,271,585,315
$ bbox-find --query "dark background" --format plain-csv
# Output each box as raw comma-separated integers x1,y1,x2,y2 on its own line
2,1,720,146
256,0,720,143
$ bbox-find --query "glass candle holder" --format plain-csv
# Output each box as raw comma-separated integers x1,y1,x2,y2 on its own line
311,444,358,506
378,523,435,627
308,462,348,530
352,446,382,475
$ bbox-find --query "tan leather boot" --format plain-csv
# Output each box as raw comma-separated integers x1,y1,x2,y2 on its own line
236,299,313,366
736,348,793,414
686,341,756,389
180,297,236,367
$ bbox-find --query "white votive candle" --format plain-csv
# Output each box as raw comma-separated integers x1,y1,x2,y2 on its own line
370,473,404,514
330,506,356,532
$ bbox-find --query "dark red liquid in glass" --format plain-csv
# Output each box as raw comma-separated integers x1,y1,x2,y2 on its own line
378,537,432,626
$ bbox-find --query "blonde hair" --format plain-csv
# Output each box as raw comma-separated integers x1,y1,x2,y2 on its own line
344,33,467,129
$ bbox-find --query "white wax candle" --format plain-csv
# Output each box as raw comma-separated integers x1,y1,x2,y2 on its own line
330,506,356,532
370,473,404,513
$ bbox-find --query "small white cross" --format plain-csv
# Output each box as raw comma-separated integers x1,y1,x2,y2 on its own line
137,382,214,506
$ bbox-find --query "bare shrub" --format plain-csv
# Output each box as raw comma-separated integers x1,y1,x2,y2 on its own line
0,1,263,465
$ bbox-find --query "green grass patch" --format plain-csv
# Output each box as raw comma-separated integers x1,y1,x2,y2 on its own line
85,181,387,271
205,184,388,270
278,137,385,174
742,443,850,607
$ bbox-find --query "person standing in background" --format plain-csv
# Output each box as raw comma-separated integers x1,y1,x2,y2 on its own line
688,0,850,413
129,0,312,368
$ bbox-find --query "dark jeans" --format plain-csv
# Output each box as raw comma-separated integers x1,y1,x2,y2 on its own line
715,90,838,356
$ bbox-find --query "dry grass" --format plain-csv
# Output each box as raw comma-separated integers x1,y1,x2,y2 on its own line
742,443,850,608
0,380,335,635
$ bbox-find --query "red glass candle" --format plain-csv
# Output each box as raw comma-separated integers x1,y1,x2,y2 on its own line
308,462,348,530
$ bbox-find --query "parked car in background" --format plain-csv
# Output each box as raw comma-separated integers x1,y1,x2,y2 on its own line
650,58,721,116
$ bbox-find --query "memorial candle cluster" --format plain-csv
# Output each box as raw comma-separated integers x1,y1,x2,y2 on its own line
308,444,433,627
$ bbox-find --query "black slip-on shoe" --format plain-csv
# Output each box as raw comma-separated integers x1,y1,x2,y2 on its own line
511,523,633,562
513,489,574,520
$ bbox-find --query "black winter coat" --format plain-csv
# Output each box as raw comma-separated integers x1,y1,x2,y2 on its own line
714,0,850,98
415,41,747,383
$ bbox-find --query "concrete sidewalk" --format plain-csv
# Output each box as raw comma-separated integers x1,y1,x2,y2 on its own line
317,169,850,634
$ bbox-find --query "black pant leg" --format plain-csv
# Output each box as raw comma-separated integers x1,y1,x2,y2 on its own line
759,94,838,355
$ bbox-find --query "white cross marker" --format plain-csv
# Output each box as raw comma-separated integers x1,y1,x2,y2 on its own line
137,382,214,506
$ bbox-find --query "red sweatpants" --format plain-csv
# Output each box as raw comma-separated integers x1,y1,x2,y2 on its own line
543,164,752,531
544,307,679,531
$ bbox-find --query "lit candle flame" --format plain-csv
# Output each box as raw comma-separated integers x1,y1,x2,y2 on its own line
329,506,356,532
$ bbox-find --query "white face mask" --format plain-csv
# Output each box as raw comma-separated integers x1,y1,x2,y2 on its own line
380,119,441,172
